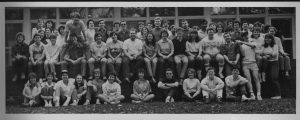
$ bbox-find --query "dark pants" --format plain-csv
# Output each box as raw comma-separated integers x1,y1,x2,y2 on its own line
161,87,177,99
122,55,144,79
71,87,86,105
182,92,201,102
12,57,28,76
86,86,100,104
225,84,247,101
157,56,175,79
28,60,44,79
265,61,281,96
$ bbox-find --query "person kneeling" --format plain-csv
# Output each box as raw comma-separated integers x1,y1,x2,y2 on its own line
99,72,125,104
157,68,179,103
131,68,155,103
182,68,201,102
201,67,224,104
225,68,249,102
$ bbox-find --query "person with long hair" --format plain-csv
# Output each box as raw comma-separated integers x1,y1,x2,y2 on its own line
214,23,225,42
11,32,29,82
85,19,96,45
56,25,66,47
22,72,42,107
70,74,87,106
186,30,203,80
182,68,201,102
261,34,281,99
143,33,158,83
131,68,155,103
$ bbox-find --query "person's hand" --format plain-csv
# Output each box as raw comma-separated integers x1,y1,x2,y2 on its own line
282,52,289,56
71,60,76,64
32,61,37,66
77,94,82,98
163,56,168,59
232,61,238,65
236,40,242,44
93,86,97,92
196,55,202,59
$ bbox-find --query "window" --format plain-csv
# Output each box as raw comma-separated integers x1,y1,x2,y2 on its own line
59,8,86,19
271,18,292,38
178,7,204,16
150,19,175,27
94,21,113,31
211,18,235,27
121,7,146,18
268,7,295,14
239,7,265,14
5,23,23,47
240,17,265,24
211,7,236,15
88,7,113,18
126,20,147,30
30,8,56,19
179,19,207,28
149,7,175,17
5,8,23,20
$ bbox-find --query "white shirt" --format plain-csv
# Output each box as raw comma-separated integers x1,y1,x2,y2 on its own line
44,43,60,61
123,38,143,55
54,78,75,93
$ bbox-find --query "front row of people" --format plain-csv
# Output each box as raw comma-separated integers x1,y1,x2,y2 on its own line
23,66,254,107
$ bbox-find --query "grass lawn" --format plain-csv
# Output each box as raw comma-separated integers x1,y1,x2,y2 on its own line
6,98,295,114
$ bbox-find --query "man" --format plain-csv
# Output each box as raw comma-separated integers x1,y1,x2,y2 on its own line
147,22,153,32
201,27,225,78
236,32,262,101
122,28,144,82
118,20,130,42
152,17,163,42
181,19,193,40
225,68,249,102
113,21,121,33
53,70,76,107
233,20,241,32
61,33,87,78
11,32,29,82
201,67,224,104
157,68,179,103
64,11,87,44
220,33,240,76
28,33,45,80
162,20,172,37
96,19,109,42
44,34,60,78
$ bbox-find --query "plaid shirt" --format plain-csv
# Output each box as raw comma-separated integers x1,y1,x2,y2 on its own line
220,42,240,61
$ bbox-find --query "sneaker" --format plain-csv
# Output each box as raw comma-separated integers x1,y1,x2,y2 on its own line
241,95,249,102
132,100,142,103
257,95,263,101
216,97,223,103
70,101,78,106
219,73,224,79
83,100,90,105
96,99,101,105
48,102,53,107
12,75,18,82
204,97,210,104
21,73,26,80
249,94,256,101
165,96,171,103
170,97,175,102
271,96,282,99
55,102,60,107
44,102,49,107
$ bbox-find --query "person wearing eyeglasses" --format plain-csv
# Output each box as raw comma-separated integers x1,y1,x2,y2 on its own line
118,20,130,42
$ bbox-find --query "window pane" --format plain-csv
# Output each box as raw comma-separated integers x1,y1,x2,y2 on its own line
240,17,265,24
239,7,265,14
121,7,146,18
88,7,114,18
211,7,236,15
5,23,23,47
5,8,23,20
178,7,204,16
268,7,295,14
211,18,235,27
179,19,207,28
94,21,113,31
150,20,175,27
59,8,86,19
149,7,175,17
30,8,56,19
126,20,146,30
271,18,292,38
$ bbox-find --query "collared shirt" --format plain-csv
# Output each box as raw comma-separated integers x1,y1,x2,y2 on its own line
123,38,143,55
152,27,163,42
220,42,240,61
44,43,60,61
107,40,123,58
12,42,29,58
172,38,187,56
157,38,174,55
54,78,75,92
29,43,44,60
90,41,107,57
133,80,152,95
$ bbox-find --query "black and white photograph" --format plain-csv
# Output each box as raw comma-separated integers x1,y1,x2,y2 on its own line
1,2,299,120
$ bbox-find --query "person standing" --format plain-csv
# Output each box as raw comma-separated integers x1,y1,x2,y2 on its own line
118,20,130,42
96,19,109,43
85,19,96,45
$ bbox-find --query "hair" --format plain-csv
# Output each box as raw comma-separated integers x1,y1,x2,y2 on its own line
129,28,136,33
121,20,126,24
49,33,57,39
227,19,234,25
86,19,94,28
154,17,162,21
209,22,216,28
188,30,200,43
216,23,224,32
165,68,173,74
223,32,231,38
32,33,41,39
58,25,65,35
15,32,25,42
254,21,262,27
46,72,54,78
94,32,102,39
74,74,84,90
181,19,188,23
98,19,105,23
160,30,169,38
141,26,150,36
45,20,54,28
114,21,120,27
251,29,261,38
45,27,53,33
107,72,117,82
206,27,214,33
28,72,37,79
263,24,271,33
138,21,145,25
268,26,277,32
187,68,196,77
241,31,249,38
138,68,146,74
207,67,215,72
109,31,120,40
233,20,240,26
145,33,156,46
241,20,248,25
70,11,80,18
263,34,275,48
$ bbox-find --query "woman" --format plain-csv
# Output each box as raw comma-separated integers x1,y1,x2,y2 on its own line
99,72,125,104
85,19,96,46
137,27,149,42
56,25,66,47
70,74,87,106
261,34,281,99
22,72,41,107
182,68,201,102
131,68,155,103
186,30,203,80
214,24,225,42
143,33,158,83
107,32,123,83
173,31,188,84
41,73,55,107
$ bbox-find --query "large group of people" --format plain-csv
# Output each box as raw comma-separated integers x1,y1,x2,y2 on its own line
11,11,292,107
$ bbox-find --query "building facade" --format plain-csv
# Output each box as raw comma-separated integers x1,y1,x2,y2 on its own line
5,7,296,66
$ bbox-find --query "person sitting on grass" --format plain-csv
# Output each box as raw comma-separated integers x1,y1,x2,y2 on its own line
99,72,125,104
201,67,224,104
182,68,202,102
22,72,41,107
225,68,249,102
84,68,105,105
53,70,76,107
70,74,87,106
40,73,55,107
157,68,179,103
131,68,155,103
